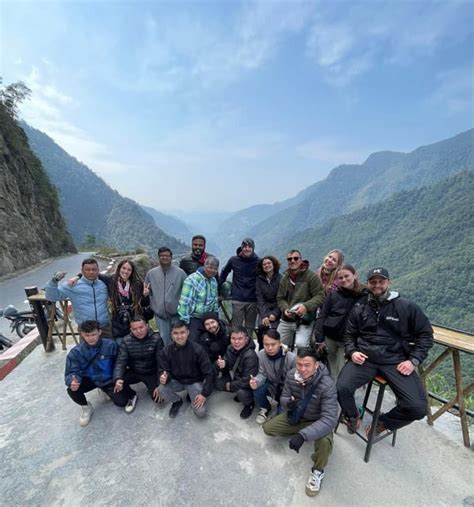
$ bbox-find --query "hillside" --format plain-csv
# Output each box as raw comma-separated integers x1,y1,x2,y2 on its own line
213,129,474,254
141,205,193,244
271,171,474,332
21,123,187,254
0,104,76,276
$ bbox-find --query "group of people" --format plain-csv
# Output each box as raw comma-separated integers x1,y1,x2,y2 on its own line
47,235,434,497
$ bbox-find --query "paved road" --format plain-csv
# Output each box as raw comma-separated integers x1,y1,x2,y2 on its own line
0,253,105,337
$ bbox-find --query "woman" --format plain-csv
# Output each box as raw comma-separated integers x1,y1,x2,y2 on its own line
313,264,367,380
316,249,345,294
255,255,282,349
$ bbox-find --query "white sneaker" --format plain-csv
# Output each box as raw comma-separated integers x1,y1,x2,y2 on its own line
256,408,269,425
305,469,324,496
125,394,138,414
79,402,94,427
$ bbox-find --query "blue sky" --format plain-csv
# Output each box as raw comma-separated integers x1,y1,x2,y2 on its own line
1,0,473,213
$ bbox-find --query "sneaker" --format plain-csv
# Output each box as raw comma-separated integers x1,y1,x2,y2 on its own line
125,394,138,414
305,469,324,496
240,403,254,419
256,407,269,425
345,415,361,434
169,398,183,418
79,402,94,427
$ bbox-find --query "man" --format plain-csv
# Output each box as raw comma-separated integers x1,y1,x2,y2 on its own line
65,320,124,426
113,317,164,413
277,250,325,350
216,326,259,419
46,258,110,334
219,238,259,338
198,311,230,363
145,247,187,345
337,267,433,434
263,348,337,497
179,235,213,275
249,328,296,424
159,321,215,418
177,256,220,341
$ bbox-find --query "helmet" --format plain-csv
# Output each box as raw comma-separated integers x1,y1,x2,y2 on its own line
3,305,19,318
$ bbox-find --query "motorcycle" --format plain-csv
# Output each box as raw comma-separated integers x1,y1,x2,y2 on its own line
0,332,14,351
0,305,36,338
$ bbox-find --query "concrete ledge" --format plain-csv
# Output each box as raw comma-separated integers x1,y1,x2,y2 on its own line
0,329,40,380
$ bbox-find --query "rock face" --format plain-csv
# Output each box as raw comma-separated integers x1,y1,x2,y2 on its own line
0,104,76,277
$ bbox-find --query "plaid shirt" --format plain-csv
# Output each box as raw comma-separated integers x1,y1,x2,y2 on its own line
178,269,218,323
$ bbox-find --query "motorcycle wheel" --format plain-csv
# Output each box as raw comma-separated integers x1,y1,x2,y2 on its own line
15,320,36,338
0,333,14,349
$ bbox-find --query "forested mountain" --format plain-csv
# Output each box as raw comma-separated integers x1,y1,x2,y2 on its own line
213,129,473,255
22,123,187,254
271,171,474,332
0,104,76,276
141,205,193,244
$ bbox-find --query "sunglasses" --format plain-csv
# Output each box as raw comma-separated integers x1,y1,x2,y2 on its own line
287,256,301,262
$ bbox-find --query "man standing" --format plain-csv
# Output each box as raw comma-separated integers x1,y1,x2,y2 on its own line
65,320,124,426
219,238,259,338
113,317,164,413
263,348,337,497
159,321,215,418
145,247,186,345
179,235,213,275
177,256,220,341
337,267,433,434
277,250,325,350
46,258,110,334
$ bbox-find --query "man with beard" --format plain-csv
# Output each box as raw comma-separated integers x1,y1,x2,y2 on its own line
198,311,230,363
179,235,214,275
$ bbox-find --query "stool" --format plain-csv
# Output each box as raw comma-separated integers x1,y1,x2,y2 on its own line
336,375,397,462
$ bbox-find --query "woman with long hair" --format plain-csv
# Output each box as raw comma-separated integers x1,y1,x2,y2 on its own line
313,264,367,380
316,249,345,294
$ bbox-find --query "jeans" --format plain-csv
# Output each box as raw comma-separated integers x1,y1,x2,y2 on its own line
277,320,314,350
231,301,258,339
325,337,346,381
253,382,271,411
155,315,180,346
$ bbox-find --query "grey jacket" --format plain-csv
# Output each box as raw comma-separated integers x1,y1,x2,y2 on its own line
145,265,187,319
255,347,296,390
281,364,338,442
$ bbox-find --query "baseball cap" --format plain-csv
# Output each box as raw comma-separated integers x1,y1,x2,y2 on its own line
366,267,390,280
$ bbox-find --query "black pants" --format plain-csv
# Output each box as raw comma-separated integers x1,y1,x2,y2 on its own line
336,360,427,431
67,378,127,407
216,374,254,406
120,370,158,400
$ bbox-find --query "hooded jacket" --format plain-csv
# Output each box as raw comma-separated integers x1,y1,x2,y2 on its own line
256,272,282,319
198,319,230,362
219,249,259,302
344,291,433,364
220,339,259,391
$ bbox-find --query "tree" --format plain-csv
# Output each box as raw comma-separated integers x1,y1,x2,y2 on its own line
0,78,32,119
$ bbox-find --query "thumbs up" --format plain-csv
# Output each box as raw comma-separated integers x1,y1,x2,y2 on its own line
216,355,225,369
249,374,257,390
70,375,80,391
160,371,169,385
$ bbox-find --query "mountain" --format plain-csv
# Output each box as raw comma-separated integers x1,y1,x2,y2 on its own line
21,123,187,255
141,205,193,244
213,130,474,254
0,105,76,276
271,171,474,333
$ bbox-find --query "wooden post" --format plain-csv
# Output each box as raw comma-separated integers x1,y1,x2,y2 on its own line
452,349,470,447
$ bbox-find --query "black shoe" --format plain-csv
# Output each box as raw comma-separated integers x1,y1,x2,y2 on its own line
240,403,254,419
186,394,191,403
169,398,183,418
233,395,240,403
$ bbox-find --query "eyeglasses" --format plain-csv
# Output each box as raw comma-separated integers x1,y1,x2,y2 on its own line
287,256,300,262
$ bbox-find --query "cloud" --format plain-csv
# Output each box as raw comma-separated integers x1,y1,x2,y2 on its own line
427,67,474,114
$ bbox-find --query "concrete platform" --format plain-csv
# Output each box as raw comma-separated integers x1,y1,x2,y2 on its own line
1,345,472,506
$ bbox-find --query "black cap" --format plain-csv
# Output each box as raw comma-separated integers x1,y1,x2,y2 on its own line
241,238,255,249
202,311,219,323
366,267,390,280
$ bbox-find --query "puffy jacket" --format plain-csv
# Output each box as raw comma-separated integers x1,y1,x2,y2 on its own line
281,364,338,442
256,272,282,319
179,251,215,276
219,252,259,302
197,319,230,362
113,331,164,380
220,339,259,391
46,277,109,327
255,347,296,391
145,265,187,319
313,287,368,343
65,338,117,387
344,291,433,365
160,340,215,397
277,269,325,322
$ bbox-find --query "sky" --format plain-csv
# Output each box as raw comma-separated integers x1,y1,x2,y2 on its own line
1,0,473,213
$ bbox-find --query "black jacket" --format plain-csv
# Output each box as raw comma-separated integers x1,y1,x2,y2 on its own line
220,339,259,391
160,340,215,397
314,287,368,343
255,272,282,319
198,320,230,362
179,251,215,276
344,291,433,365
113,331,164,380
219,252,259,302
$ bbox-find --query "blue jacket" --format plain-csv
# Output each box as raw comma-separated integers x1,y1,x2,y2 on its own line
46,277,109,327
65,338,118,387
